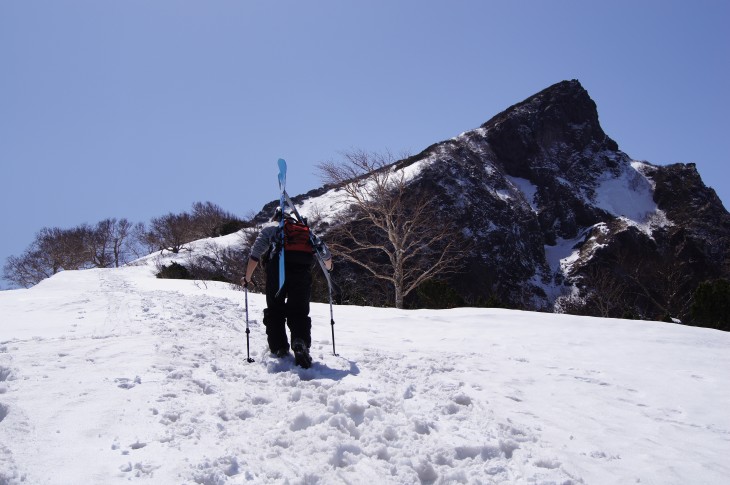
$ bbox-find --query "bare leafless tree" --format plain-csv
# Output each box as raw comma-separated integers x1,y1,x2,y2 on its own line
3,247,53,288
90,218,141,268
3,226,93,288
190,201,244,238
145,212,195,254
318,149,468,309
582,264,629,318
623,252,694,321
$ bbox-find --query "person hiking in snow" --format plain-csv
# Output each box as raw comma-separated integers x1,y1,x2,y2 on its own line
242,207,332,368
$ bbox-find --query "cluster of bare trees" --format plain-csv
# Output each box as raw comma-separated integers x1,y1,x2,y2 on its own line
556,239,699,323
3,202,245,288
317,150,468,309
143,202,245,254
3,219,144,288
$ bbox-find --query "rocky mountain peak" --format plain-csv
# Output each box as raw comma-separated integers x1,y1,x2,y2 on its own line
250,80,729,324
484,80,619,180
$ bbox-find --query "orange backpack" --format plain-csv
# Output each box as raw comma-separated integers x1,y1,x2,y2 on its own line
282,219,313,253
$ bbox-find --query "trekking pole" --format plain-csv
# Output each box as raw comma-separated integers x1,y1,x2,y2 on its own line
328,281,338,357
244,285,255,363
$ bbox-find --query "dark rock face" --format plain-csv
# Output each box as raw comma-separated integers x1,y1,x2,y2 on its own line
647,163,730,283
255,80,730,321
486,80,619,180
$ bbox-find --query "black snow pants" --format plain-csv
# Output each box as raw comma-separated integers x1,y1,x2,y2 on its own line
264,252,313,352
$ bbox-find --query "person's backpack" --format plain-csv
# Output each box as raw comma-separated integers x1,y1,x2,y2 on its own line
282,218,313,253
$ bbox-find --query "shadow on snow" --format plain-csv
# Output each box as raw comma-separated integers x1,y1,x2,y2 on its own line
264,356,360,381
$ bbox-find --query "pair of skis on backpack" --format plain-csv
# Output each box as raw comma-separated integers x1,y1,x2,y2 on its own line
276,158,333,296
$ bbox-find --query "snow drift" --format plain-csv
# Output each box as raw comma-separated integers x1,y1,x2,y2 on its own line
1,261,729,484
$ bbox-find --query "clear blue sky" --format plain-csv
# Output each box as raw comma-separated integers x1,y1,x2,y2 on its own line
2,1,729,289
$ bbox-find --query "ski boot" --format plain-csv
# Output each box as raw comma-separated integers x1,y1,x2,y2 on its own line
272,346,291,358
291,339,312,369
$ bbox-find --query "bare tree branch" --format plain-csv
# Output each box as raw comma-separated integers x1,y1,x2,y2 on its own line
318,149,468,308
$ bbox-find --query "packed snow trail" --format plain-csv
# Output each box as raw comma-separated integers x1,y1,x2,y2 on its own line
1,266,729,484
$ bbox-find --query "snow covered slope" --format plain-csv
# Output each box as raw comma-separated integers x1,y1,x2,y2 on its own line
1,266,729,484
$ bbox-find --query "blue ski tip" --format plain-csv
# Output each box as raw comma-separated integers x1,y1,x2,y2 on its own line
278,158,287,190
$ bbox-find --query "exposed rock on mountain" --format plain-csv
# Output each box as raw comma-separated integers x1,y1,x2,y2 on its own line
254,80,730,323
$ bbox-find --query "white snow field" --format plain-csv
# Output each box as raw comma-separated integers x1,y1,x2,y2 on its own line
1,265,729,484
